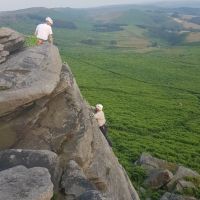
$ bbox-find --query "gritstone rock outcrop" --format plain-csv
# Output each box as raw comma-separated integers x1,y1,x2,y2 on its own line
0,28,140,200
0,27,25,64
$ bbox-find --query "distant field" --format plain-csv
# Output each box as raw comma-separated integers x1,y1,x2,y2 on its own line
115,26,150,48
173,17,200,30
186,32,200,42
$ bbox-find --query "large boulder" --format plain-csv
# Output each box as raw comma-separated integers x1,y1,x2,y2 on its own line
61,160,97,199
137,153,177,173
0,165,53,200
144,169,173,189
167,166,200,191
0,62,139,200
0,27,25,53
0,149,61,189
0,43,62,117
137,153,200,199
0,28,25,64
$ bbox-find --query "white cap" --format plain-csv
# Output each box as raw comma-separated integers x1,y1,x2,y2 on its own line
96,104,103,111
46,17,53,25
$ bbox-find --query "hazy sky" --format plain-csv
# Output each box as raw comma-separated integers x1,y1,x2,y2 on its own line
0,0,184,11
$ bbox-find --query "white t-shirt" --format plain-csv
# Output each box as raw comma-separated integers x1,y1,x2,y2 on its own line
94,111,106,127
35,23,53,41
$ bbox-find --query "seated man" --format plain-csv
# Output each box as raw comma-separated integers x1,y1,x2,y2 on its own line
94,104,112,147
35,17,53,45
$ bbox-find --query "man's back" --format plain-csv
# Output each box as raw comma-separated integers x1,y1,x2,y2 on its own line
94,111,106,127
35,23,53,41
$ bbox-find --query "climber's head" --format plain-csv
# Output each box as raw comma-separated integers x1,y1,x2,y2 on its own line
45,17,53,26
96,104,103,111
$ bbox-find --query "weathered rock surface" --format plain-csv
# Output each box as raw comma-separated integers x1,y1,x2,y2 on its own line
0,165,53,200
175,180,196,193
0,149,61,189
160,192,197,200
167,166,200,191
137,153,177,173
144,169,173,189
0,44,62,117
0,27,25,53
0,44,9,64
0,28,139,200
61,160,97,199
0,28,24,64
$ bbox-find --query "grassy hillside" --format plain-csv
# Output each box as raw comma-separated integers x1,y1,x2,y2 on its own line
61,45,200,199
1,5,200,199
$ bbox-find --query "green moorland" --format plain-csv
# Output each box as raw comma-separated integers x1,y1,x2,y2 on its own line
60,45,200,197
1,5,200,199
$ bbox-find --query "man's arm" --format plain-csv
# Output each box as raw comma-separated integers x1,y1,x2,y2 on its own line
48,26,53,44
48,34,53,44
94,112,100,120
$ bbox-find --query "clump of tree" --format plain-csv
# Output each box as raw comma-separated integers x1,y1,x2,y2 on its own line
27,14,43,22
145,18,186,45
149,41,158,47
53,19,77,29
93,23,127,32
0,14,27,26
80,39,99,45
110,40,117,45
148,26,186,45
171,7,200,16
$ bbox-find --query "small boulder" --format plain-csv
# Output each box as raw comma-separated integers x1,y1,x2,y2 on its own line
0,149,61,189
137,153,177,173
61,160,96,198
167,166,200,191
175,180,196,193
0,165,53,200
144,169,173,189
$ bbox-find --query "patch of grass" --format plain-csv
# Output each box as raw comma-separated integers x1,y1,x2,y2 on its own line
183,177,200,198
25,35,37,47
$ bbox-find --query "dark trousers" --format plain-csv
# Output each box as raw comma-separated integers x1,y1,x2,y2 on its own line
99,125,112,147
